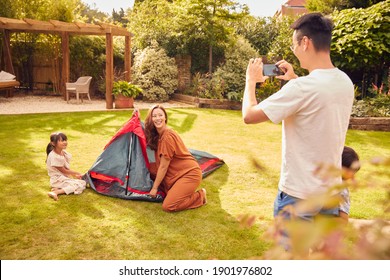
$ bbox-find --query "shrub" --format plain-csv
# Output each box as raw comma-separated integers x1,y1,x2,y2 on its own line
351,83,390,117
112,81,142,98
186,72,225,99
213,36,259,100
351,96,390,117
256,79,282,101
132,41,178,101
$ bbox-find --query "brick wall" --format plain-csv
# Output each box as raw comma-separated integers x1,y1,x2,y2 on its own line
349,117,390,132
175,55,191,92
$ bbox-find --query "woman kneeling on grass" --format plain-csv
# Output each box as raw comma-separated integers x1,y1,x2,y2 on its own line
144,105,207,212
46,132,86,201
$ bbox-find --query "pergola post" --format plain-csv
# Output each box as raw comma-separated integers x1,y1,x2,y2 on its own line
105,33,114,109
2,30,15,74
61,32,69,99
125,35,131,82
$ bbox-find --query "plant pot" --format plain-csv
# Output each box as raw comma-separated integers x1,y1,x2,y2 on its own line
114,94,134,109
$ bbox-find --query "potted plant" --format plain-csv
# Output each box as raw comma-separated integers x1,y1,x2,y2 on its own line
112,81,142,108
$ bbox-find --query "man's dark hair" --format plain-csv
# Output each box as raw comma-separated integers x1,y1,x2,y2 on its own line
290,12,334,52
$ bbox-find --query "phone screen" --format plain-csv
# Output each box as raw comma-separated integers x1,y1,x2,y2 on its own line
263,64,282,76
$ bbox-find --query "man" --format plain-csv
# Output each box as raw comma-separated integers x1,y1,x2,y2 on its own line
242,13,354,221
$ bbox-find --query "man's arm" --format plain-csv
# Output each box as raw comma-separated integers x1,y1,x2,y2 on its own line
242,58,298,124
242,58,269,124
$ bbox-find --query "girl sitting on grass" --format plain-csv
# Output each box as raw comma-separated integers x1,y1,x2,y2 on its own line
46,132,86,201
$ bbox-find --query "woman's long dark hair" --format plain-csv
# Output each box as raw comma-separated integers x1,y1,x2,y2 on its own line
144,105,168,151
46,132,67,157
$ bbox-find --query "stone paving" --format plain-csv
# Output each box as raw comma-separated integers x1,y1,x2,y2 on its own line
0,94,194,115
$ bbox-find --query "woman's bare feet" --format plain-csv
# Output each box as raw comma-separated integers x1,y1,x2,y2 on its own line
48,191,58,201
201,188,207,205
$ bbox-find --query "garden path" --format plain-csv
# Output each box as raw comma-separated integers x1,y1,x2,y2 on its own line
0,94,194,115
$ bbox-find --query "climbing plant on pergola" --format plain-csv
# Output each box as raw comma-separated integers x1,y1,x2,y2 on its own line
0,16,131,109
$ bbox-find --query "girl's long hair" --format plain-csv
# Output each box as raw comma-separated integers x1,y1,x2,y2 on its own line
144,105,168,150
46,132,67,159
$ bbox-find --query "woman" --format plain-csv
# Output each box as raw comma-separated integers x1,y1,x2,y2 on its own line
144,105,206,212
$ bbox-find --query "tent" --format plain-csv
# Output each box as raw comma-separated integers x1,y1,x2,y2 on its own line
84,111,224,202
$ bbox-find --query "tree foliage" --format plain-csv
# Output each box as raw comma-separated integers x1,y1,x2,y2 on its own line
127,0,179,53
111,8,129,27
181,0,247,73
0,0,83,22
127,0,248,74
79,2,110,23
331,1,390,96
233,15,279,56
213,35,258,98
306,0,385,14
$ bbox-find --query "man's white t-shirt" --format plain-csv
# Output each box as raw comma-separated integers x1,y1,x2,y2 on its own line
259,68,354,199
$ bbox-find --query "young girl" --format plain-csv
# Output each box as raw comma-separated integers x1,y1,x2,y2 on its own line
46,132,86,201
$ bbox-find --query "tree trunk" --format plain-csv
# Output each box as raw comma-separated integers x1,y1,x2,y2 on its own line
208,44,213,73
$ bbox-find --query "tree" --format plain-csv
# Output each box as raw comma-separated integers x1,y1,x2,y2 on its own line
331,1,390,97
0,0,82,21
306,0,385,14
112,8,129,27
127,0,179,53
127,0,248,74
233,15,279,56
213,35,258,99
306,0,346,14
180,0,247,73
79,2,109,23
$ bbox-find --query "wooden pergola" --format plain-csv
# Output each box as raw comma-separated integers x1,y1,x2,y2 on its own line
0,17,132,109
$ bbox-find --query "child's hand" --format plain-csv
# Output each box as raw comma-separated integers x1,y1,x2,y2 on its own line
74,173,83,179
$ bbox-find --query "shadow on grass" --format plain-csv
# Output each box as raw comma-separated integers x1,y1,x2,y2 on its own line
165,108,198,134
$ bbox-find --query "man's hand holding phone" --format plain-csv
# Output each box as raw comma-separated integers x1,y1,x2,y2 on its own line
246,58,268,85
275,60,298,80
263,64,284,77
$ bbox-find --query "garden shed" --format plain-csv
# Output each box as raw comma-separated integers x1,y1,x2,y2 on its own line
0,16,132,109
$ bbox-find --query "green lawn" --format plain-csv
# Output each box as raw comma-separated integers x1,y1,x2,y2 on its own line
0,108,389,259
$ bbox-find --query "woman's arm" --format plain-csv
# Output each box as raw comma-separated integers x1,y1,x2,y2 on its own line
149,156,171,197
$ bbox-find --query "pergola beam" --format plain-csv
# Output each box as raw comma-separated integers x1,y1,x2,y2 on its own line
0,17,130,36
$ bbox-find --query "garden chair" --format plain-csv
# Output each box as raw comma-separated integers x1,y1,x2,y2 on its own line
66,76,92,103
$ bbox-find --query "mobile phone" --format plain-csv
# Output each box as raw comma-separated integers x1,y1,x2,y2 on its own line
263,64,283,76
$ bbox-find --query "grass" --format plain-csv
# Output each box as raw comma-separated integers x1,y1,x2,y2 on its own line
0,108,389,260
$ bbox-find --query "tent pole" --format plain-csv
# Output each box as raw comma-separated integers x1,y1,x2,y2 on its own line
125,134,133,196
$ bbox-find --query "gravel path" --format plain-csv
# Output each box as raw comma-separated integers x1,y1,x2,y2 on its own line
0,95,194,115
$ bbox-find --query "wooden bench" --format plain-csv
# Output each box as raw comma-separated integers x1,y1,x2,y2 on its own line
0,80,20,97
